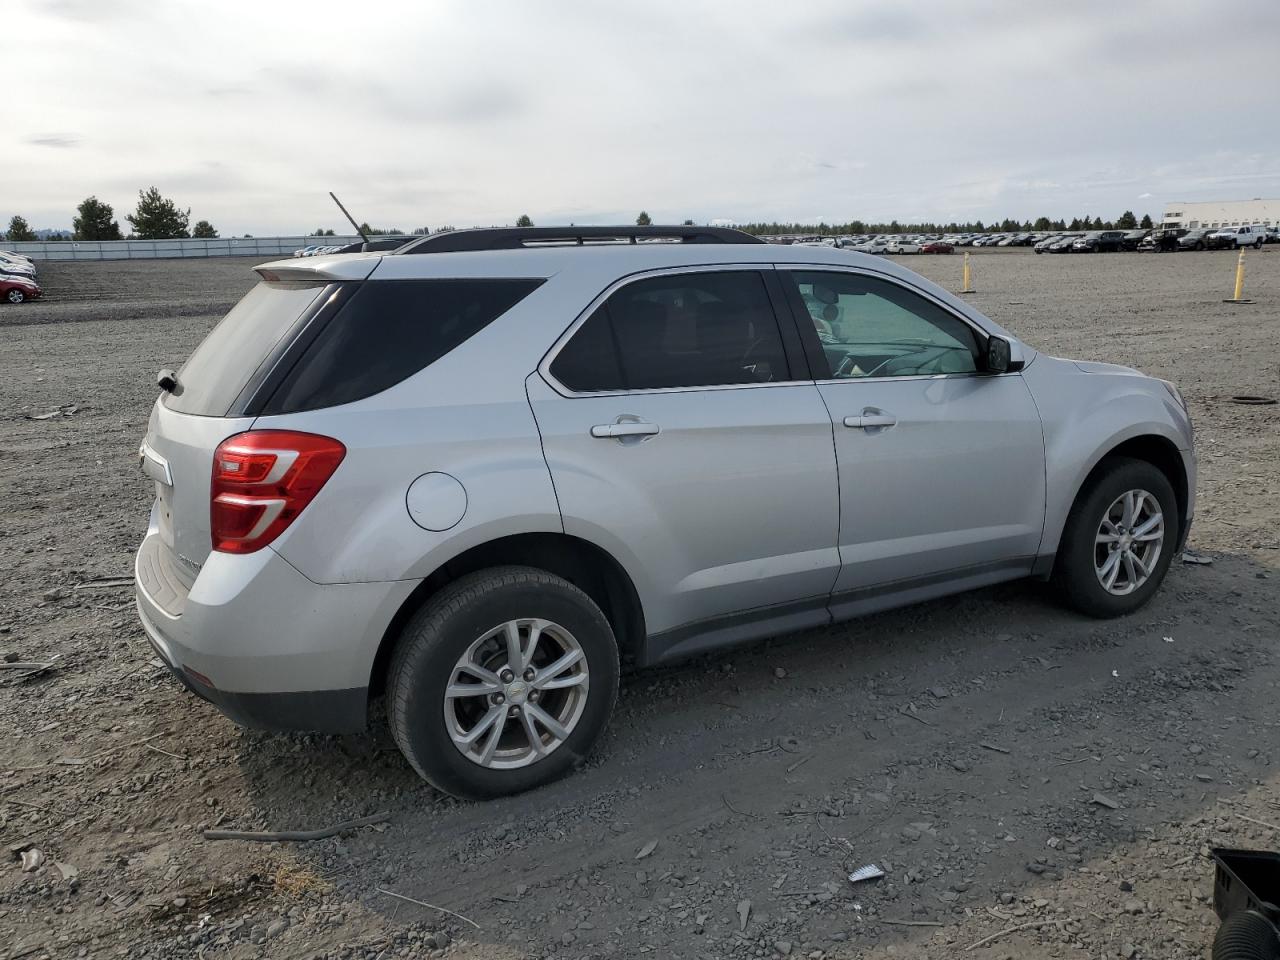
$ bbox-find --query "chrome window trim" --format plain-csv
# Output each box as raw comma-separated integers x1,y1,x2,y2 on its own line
537,263,811,399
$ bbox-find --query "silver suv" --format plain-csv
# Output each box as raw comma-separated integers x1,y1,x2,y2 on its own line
135,226,1195,798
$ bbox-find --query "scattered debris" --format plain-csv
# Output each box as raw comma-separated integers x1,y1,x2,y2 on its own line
980,741,1011,754
634,840,658,860
1,655,62,682
1237,814,1280,833
848,864,885,884
374,888,480,930
965,918,1066,951
773,667,787,679
1111,669,1119,678
1227,395,1277,405
777,736,802,754
1181,550,1214,565
785,755,812,774
203,812,390,843
881,918,944,927
1164,636,1175,643
737,898,752,931
20,848,45,873
73,577,135,591
54,861,79,881
1091,792,1121,811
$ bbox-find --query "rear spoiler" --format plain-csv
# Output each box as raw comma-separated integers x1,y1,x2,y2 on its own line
254,254,381,283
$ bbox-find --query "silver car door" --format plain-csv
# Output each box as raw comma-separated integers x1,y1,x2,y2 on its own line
528,267,840,648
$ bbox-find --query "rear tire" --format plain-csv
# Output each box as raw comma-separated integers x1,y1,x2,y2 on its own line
388,566,619,799
1052,457,1179,618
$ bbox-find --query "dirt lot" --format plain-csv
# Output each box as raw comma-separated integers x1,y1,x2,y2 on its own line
2,247,1278,960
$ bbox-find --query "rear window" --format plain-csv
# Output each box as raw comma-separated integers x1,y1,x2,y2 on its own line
165,281,329,416
259,278,543,414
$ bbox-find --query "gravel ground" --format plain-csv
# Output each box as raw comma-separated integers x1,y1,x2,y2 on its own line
1,247,1277,960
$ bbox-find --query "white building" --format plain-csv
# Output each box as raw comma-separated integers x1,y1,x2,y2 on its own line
1161,198,1280,230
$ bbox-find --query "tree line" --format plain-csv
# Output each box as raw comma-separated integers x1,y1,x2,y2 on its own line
2,188,219,242
733,211,1154,236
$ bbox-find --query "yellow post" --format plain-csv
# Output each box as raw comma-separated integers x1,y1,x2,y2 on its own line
1224,247,1253,304
960,252,974,293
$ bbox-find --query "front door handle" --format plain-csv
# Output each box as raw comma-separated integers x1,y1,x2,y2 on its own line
590,421,660,439
843,410,897,430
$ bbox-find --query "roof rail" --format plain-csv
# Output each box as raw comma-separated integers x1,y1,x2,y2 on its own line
394,225,763,255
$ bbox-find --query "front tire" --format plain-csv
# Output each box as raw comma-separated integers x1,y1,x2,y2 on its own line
1052,457,1179,618
388,566,620,799
6,289,25,304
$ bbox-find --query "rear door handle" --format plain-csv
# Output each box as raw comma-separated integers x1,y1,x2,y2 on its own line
842,411,897,430
590,421,660,439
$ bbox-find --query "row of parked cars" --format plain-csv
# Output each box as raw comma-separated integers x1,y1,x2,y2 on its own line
773,225,1279,256
0,250,41,304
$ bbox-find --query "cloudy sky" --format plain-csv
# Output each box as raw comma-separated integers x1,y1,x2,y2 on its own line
7,0,1280,235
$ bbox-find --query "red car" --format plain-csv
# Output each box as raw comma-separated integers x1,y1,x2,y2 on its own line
921,241,954,254
1,273,41,304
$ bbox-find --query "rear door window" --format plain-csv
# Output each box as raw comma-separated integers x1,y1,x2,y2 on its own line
260,278,543,414
164,281,329,416
550,270,790,392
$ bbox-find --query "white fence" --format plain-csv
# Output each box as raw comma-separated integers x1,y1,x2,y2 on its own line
0,235,398,261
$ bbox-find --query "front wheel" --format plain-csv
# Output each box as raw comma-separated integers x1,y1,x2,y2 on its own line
388,566,620,799
6,289,25,304
1052,457,1179,618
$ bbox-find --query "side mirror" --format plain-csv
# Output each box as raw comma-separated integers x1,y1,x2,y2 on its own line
984,336,1023,374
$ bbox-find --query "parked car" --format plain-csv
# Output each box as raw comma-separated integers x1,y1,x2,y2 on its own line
1137,229,1185,252
886,239,921,254
1210,225,1266,249
920,240,954,254
134,224,1195,798
0,252,38,276
852,238,890,254
1033,235,1060,254
1120,230,1149,251
1264,227,1279,244
1072,231,1127,253
1,273,41,304
1206,229,1239,251
1047,234,1080,253
1175,229,1213,252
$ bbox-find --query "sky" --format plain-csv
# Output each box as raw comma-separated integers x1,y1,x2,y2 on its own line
7,0,1280,235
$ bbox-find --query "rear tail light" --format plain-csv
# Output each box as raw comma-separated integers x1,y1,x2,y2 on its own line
210,430,345,554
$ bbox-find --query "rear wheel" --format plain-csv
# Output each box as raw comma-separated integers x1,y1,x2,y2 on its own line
1053,457,1179,618
6,289,24,304
388,566,619,799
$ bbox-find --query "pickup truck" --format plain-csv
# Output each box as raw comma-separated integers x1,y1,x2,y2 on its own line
1209,225,1266,249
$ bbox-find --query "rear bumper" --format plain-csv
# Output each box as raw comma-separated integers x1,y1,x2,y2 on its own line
136,599,368,733
134,520,419,734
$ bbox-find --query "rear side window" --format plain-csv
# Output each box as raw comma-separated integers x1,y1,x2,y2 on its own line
550,271,789,392
261,278,543,414
165,281,328,416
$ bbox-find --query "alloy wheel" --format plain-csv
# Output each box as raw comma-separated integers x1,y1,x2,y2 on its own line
1094,489,1165,596
443,618,589,769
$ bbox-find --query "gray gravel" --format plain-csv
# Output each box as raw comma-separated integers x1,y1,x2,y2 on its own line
1,247,1277,959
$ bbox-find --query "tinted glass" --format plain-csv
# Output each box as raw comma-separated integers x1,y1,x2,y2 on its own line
262,278,542,413
165,281,328,416
551,271,789,391
786,272,980,379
